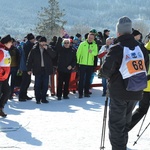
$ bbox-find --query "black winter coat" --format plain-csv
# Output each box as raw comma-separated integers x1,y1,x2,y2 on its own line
24,40,34,60
57,46,76,73
100,34,149,101
26,43,56,75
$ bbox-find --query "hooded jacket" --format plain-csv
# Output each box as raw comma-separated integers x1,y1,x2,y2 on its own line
0,43,11,81
100,34,149,101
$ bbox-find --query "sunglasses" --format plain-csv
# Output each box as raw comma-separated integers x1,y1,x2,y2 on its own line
64,42,69,44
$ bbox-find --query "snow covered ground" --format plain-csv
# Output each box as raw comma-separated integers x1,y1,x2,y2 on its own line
0,75,150,150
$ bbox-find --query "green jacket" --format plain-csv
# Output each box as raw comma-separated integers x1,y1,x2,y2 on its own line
76,40,98,66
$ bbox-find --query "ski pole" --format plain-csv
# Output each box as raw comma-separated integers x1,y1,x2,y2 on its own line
133,122,150,146
100,96,108,150
137,114,147,137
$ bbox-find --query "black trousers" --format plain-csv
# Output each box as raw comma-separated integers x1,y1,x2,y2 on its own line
78,65,93,95
129,92,150,131
34,69,49,102
8,67,18,97
19,71,31,98
109,96,137,150
57,71,71,97
0,79,11,108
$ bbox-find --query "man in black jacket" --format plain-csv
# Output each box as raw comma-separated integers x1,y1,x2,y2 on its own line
19,33,35,101
100,16,149,150
27,37,56,104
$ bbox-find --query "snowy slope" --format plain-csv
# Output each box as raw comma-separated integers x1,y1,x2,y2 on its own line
0,75,150,150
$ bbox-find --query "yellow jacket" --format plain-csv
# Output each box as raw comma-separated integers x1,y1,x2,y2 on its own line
76,40,98,66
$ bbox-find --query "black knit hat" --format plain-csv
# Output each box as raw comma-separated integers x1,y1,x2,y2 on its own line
1,34,12,44
27,33,35,40
39,36,47,42
76,33,81,38
84,33,89,39
104,29,110,33
132,30,141,36
36,35,42,41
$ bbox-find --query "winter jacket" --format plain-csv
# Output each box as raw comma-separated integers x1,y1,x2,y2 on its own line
76,40,98,66
24,40,34,60
9,45,20,67
57,46,76,73
0,43,11,81
50,40,58,66
98,45,113,63
100,34,149,101
26,43,56,75
18,40,34,71
17,42,26,71
102,34,109,45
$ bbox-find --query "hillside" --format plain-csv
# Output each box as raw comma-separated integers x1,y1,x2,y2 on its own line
0,0,150,38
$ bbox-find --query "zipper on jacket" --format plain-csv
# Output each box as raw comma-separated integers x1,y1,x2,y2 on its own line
87,44,90,65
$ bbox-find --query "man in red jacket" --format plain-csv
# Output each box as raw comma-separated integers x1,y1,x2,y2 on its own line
0,34,12,117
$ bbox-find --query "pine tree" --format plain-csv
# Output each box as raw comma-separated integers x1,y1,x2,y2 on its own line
35,0,66,40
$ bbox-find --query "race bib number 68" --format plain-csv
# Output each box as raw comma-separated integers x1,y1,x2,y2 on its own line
126,59,145,74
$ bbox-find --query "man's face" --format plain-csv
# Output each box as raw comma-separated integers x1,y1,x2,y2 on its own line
5,41,13,49
30,38,35,43
87,34,95,43
135,34,141,41
39,41,47,49
78,36,82,41
105,31,110,36
13,41,16,47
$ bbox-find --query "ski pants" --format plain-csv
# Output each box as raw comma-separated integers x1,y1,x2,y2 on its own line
129,92,150,131
109,96,137,150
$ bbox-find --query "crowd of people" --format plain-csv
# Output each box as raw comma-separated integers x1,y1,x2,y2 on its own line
0,15,150,150
0,28,110,106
